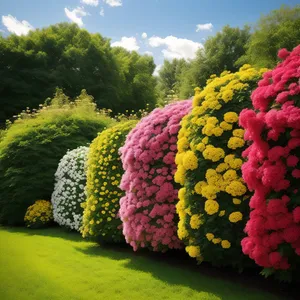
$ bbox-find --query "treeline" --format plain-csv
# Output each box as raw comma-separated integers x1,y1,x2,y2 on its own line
0,23,157,125
156,5,300,102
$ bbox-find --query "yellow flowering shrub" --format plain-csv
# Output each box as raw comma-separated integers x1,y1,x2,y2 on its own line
81,121,137,243
175,65,267,267
24,200,53,228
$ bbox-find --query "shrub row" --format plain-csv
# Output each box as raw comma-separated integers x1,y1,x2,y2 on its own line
1,46,299,282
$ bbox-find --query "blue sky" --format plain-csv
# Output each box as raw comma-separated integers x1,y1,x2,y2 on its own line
0,0,298,74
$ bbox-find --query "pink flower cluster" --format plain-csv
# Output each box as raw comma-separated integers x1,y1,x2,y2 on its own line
240,45,300,270
119,100,192,251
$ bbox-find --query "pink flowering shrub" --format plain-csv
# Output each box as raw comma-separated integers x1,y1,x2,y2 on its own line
119,100,192,252
240,45,300,279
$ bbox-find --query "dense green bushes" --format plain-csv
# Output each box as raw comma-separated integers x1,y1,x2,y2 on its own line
0,90,113,225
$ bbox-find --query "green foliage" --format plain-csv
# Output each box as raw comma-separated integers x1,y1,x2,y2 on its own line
178,25,251,98
0,23,157,125
237,5,300,68
81,120,137,243
156,59,189,104
112,47,157,112
0,89,113,225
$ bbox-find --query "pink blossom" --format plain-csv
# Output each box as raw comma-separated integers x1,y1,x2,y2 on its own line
119,100,192,251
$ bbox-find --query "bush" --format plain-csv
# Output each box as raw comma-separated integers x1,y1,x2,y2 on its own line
24,200,53,228
0,90,113,225
119,100,192,252
175,66,266,266
51,146,89,231
240,45,300,280
81,121,137,243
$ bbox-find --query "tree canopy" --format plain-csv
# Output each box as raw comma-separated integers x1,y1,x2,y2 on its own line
0,23,157,125
237,5,300,68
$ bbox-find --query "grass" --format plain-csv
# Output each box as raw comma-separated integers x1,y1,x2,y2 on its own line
0,226,294,300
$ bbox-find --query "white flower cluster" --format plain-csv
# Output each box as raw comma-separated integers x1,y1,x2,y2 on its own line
51,146,89,231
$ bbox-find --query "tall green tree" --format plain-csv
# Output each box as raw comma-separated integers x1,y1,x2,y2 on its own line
178,25,251,98
156,59,189,104
237,5,300,68
0,23,157,125
112,47,157,112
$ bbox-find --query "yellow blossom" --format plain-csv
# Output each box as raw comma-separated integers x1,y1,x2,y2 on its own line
182,151,198,170
190,214,203,229
206,233,214,241
224,112,239,123
186,245,201,258
228,137,245,149
204,200,219,215
221,240,231,249
229,211,243,223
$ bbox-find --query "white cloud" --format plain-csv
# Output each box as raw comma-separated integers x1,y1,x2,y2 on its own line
196,23,213,32
64,7,88,27
148,35,203,60
2,15,34,36
153,64,162,76
104,0,122,7
100,7,105,16
142,32,147,39
0,29,5,33
144,51,153,56
81,0,99,6
111,36,140,51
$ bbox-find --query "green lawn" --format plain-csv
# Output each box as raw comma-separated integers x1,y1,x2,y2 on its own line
0,227,290,300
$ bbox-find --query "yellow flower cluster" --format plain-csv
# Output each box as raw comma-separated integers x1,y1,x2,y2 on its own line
185,245,201,258
81,121,137,242
24,200,53,228
190,214,203,229
206,233,231,248
175,65,267,264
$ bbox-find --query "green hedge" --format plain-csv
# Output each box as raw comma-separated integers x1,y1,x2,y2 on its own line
0,90,113,225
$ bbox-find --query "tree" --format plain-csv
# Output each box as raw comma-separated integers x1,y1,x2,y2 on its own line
237,5,300,68
112,47,157,112
0,23,157,125
177,25,251,98
156,59,189,104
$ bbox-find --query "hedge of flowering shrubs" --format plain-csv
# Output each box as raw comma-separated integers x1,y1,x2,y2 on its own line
24,200,53,228
1,45,300,282
51,146,89,231
119,100,192,252
240,45,300,279
174,66,267,266
0,90,112,225
81,121,137,243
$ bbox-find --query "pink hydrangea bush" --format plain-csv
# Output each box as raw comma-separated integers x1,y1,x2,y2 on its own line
240,45,300,279
119,100,192,252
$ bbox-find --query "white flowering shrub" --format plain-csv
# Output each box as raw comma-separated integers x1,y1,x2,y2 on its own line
51,146,89,231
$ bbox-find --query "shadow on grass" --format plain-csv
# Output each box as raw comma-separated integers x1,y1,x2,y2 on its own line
0,225,83,242
1,226,297,299
75,242,298,300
